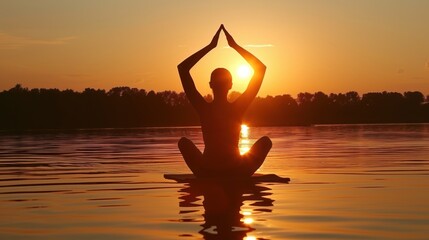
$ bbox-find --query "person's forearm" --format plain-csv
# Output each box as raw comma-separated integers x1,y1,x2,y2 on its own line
178,45,213,72
179,25,221,72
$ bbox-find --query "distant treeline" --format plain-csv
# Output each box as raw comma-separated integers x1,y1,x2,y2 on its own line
1,84,428,130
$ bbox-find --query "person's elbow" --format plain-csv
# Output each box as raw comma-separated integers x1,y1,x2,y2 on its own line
177,63,187,75
177,63,184,72
178,61,192,73
255,64,266,75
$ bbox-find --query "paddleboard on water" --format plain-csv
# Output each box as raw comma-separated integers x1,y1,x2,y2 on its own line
164,173,290,183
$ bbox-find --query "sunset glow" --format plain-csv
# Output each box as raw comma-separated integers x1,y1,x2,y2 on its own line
1,1,429,238
0,1,428,96
236,64,253,79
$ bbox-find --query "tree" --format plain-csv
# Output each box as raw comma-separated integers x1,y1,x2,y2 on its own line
0,85,428,130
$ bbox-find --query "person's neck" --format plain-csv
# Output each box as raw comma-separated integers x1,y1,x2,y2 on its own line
213,94,229,104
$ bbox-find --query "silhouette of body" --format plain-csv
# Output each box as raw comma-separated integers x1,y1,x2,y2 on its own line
178,25,272,177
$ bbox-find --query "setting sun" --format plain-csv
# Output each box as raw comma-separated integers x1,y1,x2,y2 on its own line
236,64,253,79
1,1,429,240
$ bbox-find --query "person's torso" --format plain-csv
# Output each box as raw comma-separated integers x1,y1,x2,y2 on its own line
199,101,243,163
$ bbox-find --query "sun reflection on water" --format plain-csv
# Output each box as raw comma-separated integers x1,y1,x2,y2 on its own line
244,236,257,240
243,217,254,224
241,209,255,225
240,124,250,155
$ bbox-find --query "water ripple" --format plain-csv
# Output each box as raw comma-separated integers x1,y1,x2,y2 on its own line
1,125,429,239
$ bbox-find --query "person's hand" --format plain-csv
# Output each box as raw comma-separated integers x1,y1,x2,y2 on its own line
208,25,222,49
221,25,238,48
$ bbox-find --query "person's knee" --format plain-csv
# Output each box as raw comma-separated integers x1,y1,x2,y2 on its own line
178,137,190,149
250,136,272,156
260,136,272,149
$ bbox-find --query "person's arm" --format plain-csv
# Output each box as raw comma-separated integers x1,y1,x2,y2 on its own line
222,26,266,109
178,26,222,110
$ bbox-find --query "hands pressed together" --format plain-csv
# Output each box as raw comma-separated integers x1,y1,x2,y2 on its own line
209,24,238,49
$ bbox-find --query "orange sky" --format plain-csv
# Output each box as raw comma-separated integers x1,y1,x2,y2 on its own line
0,1,428,96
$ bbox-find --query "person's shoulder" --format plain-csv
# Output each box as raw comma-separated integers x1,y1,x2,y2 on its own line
194,100,210,113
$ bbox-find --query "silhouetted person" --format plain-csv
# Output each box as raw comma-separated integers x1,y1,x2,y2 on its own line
178,25,272,178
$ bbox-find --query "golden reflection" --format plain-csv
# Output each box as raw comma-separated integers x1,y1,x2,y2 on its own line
240,124,250,155
174,178,274,239
240,147,250,155
240,124,249,138
241,210,254,225
241,210,252,216
242,217,254,225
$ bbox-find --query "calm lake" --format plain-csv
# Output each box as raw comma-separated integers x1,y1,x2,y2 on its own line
1,124,429,239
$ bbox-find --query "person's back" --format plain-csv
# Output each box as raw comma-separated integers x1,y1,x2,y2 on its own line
177,25,272,178
200,99,241,166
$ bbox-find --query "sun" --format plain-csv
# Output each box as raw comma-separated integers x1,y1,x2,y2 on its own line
236,64,253,79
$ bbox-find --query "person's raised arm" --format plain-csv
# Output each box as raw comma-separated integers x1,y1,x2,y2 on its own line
178,26,222,110
222,26,266,109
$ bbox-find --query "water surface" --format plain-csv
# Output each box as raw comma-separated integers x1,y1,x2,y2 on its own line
1,124,429,239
